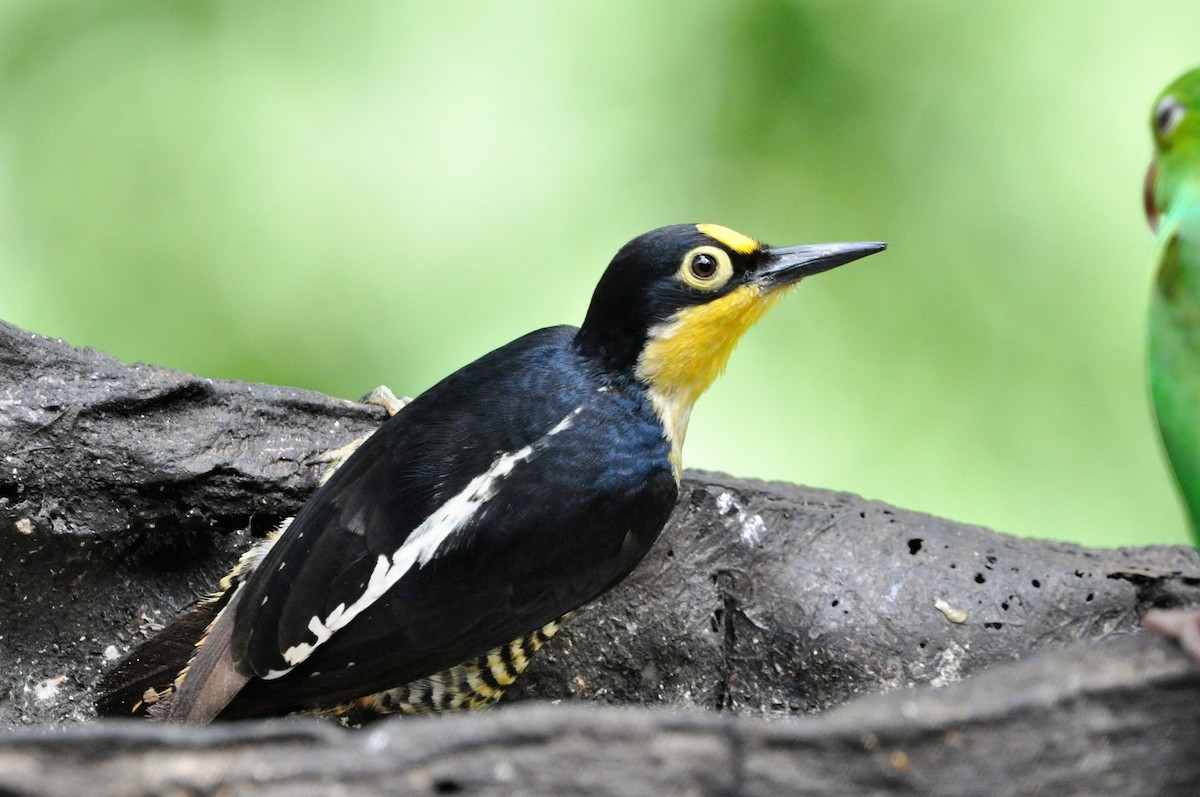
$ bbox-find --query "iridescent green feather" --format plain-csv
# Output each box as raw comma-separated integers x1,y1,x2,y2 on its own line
1148,67,1200,544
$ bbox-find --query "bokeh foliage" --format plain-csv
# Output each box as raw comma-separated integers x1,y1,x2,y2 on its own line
0,1,1195,546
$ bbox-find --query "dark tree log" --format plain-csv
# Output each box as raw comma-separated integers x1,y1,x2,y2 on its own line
0,319,387,724
2,318,1199,794
1,635,1197,796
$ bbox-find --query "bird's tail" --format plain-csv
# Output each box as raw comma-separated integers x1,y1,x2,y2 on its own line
160,585,252,723
93,594,226,717
95,529,282,719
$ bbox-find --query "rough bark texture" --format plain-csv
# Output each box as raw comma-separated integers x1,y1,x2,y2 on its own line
3,318,1199,794
3,633,1198,797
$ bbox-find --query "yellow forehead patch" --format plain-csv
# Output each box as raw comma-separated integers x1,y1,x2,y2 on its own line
696,223,760,255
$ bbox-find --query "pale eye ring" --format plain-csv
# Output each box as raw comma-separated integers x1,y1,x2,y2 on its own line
679,245,733,290
1155,95,1185,138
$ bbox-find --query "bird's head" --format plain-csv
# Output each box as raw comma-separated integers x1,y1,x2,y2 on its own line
1146,67,1200,234
576,223,884,471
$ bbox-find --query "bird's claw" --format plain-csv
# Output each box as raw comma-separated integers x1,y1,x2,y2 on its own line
308,388,411,483
360,385,411,417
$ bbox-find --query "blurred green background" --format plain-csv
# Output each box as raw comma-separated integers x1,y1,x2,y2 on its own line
0,2,1195,547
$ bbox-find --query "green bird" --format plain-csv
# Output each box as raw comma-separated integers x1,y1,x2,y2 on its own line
1142,66,1200,660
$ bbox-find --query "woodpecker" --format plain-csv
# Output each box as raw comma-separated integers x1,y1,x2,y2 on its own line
96,223,885,723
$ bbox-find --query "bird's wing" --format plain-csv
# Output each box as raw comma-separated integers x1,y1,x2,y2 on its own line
1152,218,1200,536
210,326,674,715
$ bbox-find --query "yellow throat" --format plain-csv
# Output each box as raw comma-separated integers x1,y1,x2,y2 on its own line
635,282,785,476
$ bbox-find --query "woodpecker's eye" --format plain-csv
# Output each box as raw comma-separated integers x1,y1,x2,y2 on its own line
678,245,733,291
691,253,718,279
1155,95,1185,139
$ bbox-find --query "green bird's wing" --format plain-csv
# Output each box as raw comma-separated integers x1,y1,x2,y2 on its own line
1150,199,1200,541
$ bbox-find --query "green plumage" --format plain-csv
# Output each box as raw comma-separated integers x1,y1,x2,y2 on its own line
1147,67,1200,542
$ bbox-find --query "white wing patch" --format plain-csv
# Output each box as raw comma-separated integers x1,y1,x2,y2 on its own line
263,405,585,679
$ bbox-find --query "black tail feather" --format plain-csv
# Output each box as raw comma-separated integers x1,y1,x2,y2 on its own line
96,532,280,718
162,585,252,723
94,597,224,717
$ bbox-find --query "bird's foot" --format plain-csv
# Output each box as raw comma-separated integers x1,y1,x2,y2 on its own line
360,385,411,417
1144,607,1200,663
309,436,370,483
308,387,412,483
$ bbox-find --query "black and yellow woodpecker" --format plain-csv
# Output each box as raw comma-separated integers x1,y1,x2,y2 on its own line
96,223,885,724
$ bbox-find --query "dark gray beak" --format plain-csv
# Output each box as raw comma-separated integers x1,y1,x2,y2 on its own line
756,241,887,289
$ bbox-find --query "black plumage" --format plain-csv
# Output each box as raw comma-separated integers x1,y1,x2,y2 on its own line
228,326,676,715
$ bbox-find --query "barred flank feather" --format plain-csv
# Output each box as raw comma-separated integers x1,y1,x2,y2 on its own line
309,614,571,726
